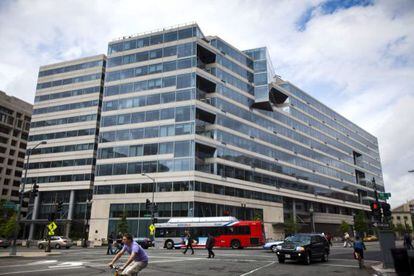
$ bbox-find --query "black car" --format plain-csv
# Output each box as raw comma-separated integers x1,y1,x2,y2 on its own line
276,233,330,265
133,237,153,249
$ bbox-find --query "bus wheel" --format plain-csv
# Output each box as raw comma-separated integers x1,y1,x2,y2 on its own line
231,240,241,249
165,240,174,250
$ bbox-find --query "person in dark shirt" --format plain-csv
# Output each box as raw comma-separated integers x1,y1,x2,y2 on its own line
107,232,115,255
206,233,215,258
183,230,194,255
353,236,366,268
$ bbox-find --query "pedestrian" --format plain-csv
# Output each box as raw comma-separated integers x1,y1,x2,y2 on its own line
353,236,366,269
206,233,215,258
183,230,194,255
108,233,148,275
403,232,413,250
107,231,115,255
343,232,351,247
326,233,333,247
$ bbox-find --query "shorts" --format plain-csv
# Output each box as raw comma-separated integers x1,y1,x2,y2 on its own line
354,248,364,259
121,261,148,275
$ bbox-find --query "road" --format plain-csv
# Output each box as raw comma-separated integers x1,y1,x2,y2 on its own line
0,243,382,275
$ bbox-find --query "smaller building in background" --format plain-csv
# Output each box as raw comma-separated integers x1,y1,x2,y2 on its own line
392,199,414,229
0,91,32,211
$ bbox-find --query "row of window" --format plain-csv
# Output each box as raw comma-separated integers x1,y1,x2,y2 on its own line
25,173,92,184
210,38,253,69
95,180,281,203
30,114,97,128
33,100,99,115
34,86,101,102
99,122,193,143
29,128,96,142
212,68,254,95
218,115,356,176
98,140,193,159
101,105,193,127
211,163,359,203
216,55,254,83
106,57,195,82
38,60,104,77
30,143,94,155
280,83,377,144
36,73,103,90
25,158,94,169
108,42,195,68
216,130,356,184
108,26,200,54
104,73,196,97
96,157,193,176
103,88,194,112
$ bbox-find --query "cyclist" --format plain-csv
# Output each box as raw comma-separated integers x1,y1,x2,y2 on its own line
108,233,148,275
353,236,366,269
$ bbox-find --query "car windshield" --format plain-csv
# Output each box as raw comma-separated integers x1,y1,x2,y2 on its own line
285,235,311,244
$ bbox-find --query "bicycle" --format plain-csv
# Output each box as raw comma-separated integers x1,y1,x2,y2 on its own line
109,264,138,276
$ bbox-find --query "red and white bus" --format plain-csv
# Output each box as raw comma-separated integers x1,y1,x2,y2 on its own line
154,216,265,249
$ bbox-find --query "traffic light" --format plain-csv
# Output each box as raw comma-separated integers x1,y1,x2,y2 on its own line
31,182,39,198
145,199,151,210
381,202,392,218
152,218,158,224
370,202,382,222
56,201,63,212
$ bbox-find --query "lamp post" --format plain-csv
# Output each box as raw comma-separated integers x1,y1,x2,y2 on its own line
142,173,156,241
10,140,47,256
309,205,315,233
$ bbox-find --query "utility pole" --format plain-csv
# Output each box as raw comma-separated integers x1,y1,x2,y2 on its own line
10,141,47,256
142,173,157,239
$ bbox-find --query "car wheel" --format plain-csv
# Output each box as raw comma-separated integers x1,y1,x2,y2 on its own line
303,252,311,265
231,240,241,249
66,246,70,249
38,244,44,249
55,244,61,249
278,256,285,263
321,251,328,262
3,246,8,249
271,245,278,253
165,240,174,250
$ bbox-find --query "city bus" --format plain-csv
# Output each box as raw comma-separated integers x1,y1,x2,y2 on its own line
154,216,265,249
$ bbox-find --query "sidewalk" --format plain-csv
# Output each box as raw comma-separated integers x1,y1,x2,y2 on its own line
0,251,61,258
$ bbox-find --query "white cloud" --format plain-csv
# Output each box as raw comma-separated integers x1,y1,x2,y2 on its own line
0,0,413,207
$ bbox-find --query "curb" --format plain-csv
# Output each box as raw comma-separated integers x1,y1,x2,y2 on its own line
371,263,397,276
0,252,62,258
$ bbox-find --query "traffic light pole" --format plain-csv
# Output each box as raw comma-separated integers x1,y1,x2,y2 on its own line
9,141,46,256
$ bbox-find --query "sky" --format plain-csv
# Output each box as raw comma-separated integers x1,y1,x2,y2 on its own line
0,0,413,208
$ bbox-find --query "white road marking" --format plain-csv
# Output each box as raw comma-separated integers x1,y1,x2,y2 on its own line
48,261,84,268
239,261,276,276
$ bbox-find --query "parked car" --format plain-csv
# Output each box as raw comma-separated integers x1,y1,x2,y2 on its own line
133,237,153,249
276,233,330,265
37,236,72,249
263,240,284,252
363,235,378,242
0,237,10,248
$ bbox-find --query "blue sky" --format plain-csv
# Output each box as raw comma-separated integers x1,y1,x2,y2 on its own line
0,0,413,208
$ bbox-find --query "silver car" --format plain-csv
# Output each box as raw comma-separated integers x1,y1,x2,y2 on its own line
0,237,10,248
37,236,72,249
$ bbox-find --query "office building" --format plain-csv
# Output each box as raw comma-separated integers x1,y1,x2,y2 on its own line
89,23,384,241
0,91,32,210
25,23,385,241
25,55,106,239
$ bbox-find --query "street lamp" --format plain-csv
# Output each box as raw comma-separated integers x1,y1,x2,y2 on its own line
10,140,47,256
142,173,156,241
309,205,315,233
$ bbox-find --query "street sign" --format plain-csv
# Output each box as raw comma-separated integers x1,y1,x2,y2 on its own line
378,192,391,200
2,201,16,209
47,221,57,236
149,224,156,235
373,222,390,228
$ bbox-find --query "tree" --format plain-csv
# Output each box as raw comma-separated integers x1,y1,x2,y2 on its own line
395,223,405,237
117,213,129,234
284,215,300,235
354,210,368,237
339,220,350,234
0,213,19,238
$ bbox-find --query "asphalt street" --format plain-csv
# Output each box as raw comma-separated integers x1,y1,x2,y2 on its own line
0,243,382,275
